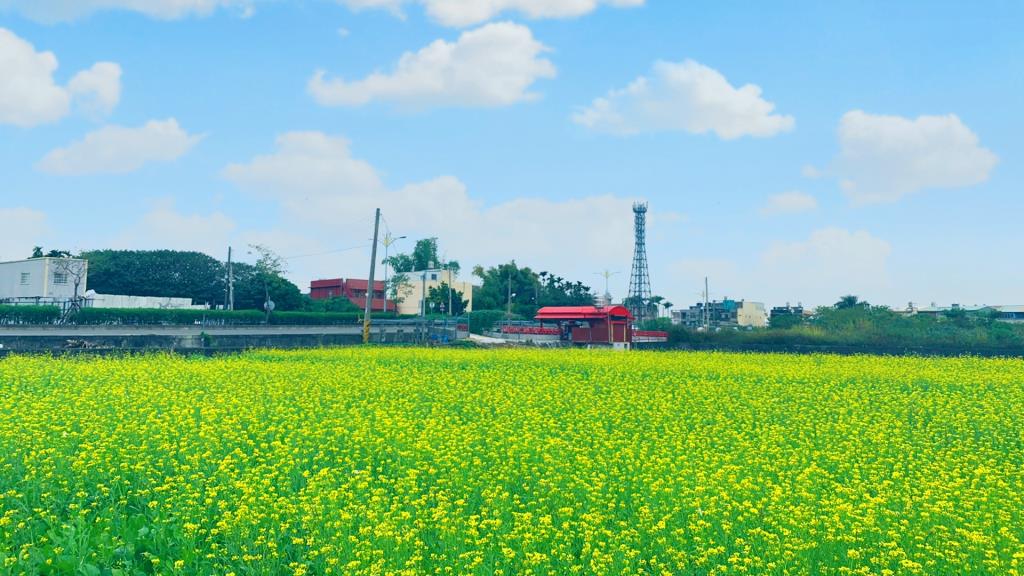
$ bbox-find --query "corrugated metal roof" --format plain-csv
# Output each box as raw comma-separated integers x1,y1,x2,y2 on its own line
534,305,633,320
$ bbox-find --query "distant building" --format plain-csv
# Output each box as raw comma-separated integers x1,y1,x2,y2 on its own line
769,304,805,327
673,299,767,329
309,278,393,312
1,257,202,310
397,269,475,316
0,257,88,304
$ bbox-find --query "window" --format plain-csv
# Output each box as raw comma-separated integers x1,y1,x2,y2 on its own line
53,272,68,285
20,272,29,285
430,273,437,281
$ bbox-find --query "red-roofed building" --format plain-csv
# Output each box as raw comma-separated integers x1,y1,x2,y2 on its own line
534,305,634,346
310,278,395,312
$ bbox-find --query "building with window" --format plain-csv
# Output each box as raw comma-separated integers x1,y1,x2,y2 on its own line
672,299,768,329
396,268,475,316
309,278,394,312
0,257,88,304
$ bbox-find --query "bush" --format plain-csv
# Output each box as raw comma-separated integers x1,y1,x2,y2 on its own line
0,305,62,325
67,308,361,326
467,310,521,334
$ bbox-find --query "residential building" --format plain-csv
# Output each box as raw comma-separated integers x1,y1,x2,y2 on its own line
309,278,393,312
0,257,88,303
397,268,475,316
769,304,805,326
673,299,767,329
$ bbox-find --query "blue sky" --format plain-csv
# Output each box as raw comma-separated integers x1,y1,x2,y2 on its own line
1,0,1021,308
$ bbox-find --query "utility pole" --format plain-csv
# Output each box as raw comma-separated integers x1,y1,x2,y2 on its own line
363,208,381,344
445,262,452,316
507,269,513,319
594,270,620,305
227,246,234,311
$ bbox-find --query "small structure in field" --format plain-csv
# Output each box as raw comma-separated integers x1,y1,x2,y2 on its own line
535,305,634,347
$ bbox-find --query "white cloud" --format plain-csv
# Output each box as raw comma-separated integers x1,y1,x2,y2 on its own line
0,207,49,261
0,0,251,22
573,59,794,139
69,62,123,116
338,0,643,27
110,199,236,255
760,191,818,215
37,119,202,175
0,28,120,127
835,110,998,204
222,131,646,286
762,227,891,302
308,22,556,108
801,164,821,179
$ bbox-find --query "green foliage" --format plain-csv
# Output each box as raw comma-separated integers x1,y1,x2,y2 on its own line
65,308,360,326
386,237,460,276
426,282,468,315
667,301,1024,352
471,262,593,316
0,305,62,325
81,249,227,306
769,312,804,330
301,296,361,313
466,310,521,334
230,263,303,312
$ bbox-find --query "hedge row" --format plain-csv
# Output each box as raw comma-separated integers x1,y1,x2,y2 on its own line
0,305,62,325
68,308,362,326
466,309,523,335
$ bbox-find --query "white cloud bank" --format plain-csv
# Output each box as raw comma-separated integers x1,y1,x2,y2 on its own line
309,22,555,108
573,59,794,139
222,131,646,284
761,191,818,215
0,0,250,22
37,119,202,175
665,227,891,308
0,207,49,261
339,0,643,27
836,110,998,204
0,28,121,127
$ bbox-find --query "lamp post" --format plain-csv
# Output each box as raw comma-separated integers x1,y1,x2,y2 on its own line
380,233,406,315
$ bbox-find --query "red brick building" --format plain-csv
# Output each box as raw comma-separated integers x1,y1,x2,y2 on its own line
310,278,394,312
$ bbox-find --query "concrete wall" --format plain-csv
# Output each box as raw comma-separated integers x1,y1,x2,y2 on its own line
88,293,204,309
0,258,87,301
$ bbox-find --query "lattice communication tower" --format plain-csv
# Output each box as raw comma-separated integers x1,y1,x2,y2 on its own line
627,202,652,323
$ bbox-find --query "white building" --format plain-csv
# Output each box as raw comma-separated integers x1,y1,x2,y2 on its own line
0,257,88,303
397,268,475,316
0,257,203,310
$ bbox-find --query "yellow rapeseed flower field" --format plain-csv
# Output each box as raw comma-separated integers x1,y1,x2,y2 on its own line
1,349,1023,575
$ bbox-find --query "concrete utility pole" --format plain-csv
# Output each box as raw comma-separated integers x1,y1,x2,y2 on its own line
227,246,234,311
594,270,620,305
363,208,381,344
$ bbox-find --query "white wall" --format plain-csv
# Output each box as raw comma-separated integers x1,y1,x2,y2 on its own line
737,301,768,328
0,258,87,301
88,294,204,310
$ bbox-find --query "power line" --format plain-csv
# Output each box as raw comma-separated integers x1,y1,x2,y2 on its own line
281,244,370,261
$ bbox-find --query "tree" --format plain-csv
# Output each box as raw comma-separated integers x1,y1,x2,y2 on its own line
248,244,286,321
80,249,226,305
230,262,303,312
427,282,468,315
385,237,460,274
662,301,673,317
30,246,43,258
472,261,593,317
385,272,411,315
835,295,868,310
50,257,88,321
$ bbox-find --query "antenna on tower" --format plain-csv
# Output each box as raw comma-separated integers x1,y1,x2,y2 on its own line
627,202,652,323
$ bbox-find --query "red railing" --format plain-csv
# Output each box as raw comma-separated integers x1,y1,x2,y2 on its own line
634,330,669,338
500,325,561,336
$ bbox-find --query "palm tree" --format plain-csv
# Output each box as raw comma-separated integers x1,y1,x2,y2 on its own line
662,301,673,319
835,295,868,309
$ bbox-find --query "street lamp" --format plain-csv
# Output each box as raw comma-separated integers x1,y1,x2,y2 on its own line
380,233,406,315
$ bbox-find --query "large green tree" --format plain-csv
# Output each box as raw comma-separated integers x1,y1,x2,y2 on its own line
81,250,226,305
385,237,460,274
79,248,303,311
472,261,593,317
426,282,468,315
